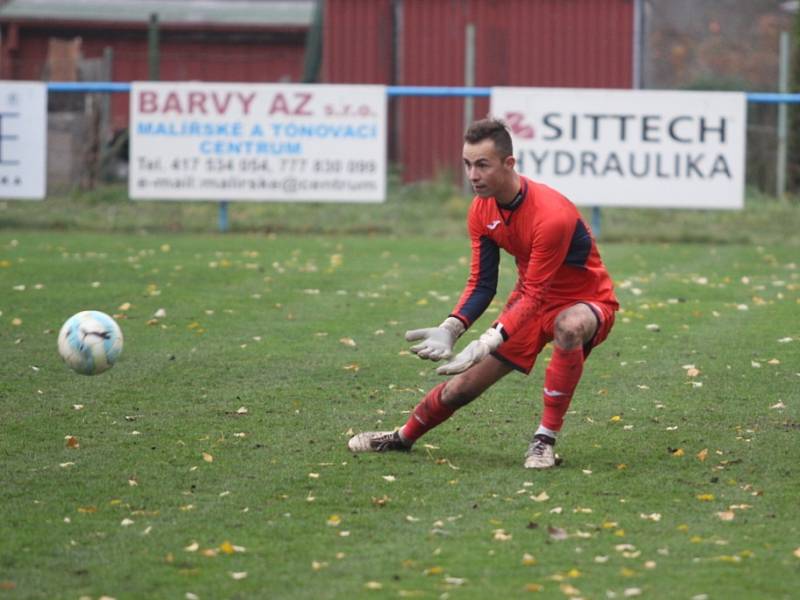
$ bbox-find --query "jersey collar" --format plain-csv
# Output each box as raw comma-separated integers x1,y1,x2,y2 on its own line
496,177,527,211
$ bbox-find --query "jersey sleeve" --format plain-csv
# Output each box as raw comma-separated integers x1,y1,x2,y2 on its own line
449,204,499,328
495,208,576,338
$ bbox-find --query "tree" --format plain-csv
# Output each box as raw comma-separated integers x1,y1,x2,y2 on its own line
790,6,800,194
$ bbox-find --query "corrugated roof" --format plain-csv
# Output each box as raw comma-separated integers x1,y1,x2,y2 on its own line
0,0,315,26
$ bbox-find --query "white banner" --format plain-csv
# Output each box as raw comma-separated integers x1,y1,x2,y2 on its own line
0,81,46,200
129,82,387,202
491,88,746,209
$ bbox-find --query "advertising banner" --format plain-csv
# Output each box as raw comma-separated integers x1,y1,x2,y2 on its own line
491,88,746,209
0,81,47,200
130,82,387,202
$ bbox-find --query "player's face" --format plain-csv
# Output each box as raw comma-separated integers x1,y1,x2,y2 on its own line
463,138,514,198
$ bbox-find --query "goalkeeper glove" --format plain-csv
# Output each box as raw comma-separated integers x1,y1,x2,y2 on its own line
405,316,465,361
436,327,504,375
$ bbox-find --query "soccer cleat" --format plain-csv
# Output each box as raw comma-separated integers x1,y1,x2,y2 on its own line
524,434,557,469
347,430,411,453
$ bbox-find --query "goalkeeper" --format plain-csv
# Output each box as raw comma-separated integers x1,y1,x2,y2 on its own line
348,118,618,468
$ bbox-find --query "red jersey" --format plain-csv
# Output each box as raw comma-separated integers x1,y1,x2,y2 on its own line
450,176,618,339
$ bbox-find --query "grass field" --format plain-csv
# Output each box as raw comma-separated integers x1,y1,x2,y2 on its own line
1,187,799,599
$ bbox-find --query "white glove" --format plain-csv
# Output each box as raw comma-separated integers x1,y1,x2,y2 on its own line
405,317,465,361
436,327,504,375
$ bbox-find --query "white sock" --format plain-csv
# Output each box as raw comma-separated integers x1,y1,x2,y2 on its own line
535,425,558,440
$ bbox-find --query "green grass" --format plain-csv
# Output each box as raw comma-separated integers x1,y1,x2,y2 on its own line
1,188,799,599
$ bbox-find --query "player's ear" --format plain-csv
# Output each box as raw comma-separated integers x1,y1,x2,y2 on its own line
503,154,516,170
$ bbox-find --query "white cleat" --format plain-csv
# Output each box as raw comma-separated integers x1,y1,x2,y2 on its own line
347,430,411,453
524,435,557,469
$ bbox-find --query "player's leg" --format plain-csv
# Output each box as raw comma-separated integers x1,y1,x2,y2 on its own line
348,356,512,452
526,303,600,469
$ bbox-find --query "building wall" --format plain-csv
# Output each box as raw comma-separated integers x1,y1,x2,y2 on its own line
321,0,393,84
1,1,634,185
0,22,307,130
323,0,634,181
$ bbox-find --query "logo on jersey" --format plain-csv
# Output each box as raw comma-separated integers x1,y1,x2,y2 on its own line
487,219,502,230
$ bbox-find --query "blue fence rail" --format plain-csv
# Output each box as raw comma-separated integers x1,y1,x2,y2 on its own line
44,82,800,103
45,83,800,233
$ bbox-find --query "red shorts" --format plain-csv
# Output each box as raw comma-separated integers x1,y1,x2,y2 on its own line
492,300,616,374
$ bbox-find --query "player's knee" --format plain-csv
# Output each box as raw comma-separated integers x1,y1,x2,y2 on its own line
553,313,587,349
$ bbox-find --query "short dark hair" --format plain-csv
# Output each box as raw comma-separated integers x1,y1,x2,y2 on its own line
464,118,513,159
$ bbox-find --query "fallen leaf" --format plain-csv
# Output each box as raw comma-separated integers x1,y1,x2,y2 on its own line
185,542,199,552
382,475,396,482
696,494,715,502
522,553,537,566
229,572,247,580
65,436,79,449
716,511,735,521
696,448,709,462
524,583,543,592
339,337,357,347
327,515,342,527
236,406,248,414
493,529,512,541
202,452,213,463
219,541,235,554
640,513,661,522
548,526,568,541
530,491,549,502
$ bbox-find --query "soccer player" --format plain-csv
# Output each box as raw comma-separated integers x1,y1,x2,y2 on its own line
348,118,618,468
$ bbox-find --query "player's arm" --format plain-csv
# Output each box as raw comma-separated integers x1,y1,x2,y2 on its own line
438,211,576,376
407,206,499,363
449,209,500,328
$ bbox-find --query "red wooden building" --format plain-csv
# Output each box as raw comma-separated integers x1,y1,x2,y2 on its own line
0,0,635,183
0,0,314,131
322,0,635,180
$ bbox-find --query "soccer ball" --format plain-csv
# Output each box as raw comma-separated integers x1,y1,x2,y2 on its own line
57,310,124,375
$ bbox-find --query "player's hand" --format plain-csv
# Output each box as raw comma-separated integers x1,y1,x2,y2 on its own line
405,317,465,361
436,327,503,375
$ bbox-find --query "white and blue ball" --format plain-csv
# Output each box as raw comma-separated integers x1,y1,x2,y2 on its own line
57,310,124,375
